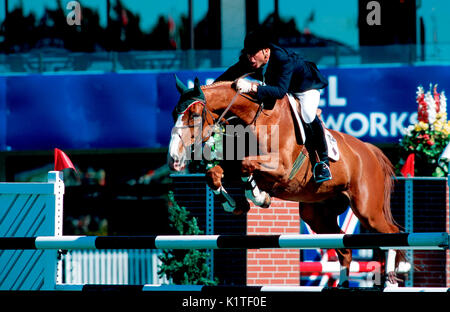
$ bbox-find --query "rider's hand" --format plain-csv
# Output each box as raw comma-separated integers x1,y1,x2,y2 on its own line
236,79,256,94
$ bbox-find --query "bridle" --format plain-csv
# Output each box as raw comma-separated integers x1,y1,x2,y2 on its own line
173,81,265,147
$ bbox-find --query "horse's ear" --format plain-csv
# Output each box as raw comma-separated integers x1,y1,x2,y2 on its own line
193,77,201,95
175,75,188,94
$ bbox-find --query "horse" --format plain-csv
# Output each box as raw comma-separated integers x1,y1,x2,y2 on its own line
167,77,406,287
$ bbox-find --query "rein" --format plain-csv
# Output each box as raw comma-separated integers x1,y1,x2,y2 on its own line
214,91,265,129
215,91,240,126
175,85,265,143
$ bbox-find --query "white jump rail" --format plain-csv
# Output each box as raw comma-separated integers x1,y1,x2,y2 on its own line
0,232,448,250
299,261,411,273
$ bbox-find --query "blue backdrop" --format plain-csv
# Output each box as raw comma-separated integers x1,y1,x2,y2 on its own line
1,65,449,151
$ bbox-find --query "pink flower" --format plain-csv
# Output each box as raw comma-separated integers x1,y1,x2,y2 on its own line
434,84,441,113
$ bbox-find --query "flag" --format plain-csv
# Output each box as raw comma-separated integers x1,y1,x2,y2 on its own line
121,9,128,26
439,142,450,162
54,148,77,172
306,11,315,24
400,153,415,177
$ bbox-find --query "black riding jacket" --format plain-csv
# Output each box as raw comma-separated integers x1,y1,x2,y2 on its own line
215,44,328,103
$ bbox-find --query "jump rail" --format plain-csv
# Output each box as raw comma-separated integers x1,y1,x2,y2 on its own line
299,261,411,273
0,232,448,250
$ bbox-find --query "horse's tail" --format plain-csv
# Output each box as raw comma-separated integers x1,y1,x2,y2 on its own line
368,144,408,265
374,145,398,229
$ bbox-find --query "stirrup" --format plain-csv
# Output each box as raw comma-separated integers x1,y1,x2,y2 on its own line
313,161,332,183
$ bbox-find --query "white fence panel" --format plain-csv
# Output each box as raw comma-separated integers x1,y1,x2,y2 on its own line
60,249,168,285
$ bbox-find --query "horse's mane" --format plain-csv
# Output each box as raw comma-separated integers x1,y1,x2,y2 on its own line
201,81,232,90
201,80,292,114
199,80,291,122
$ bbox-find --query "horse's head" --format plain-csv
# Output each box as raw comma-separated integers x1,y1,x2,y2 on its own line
168,76,217,171
168,76,266,171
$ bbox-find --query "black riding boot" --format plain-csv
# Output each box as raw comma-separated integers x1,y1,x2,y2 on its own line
303,123,317,167
309,117,332,183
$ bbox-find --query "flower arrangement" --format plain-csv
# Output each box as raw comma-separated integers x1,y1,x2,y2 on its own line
397,84,450,177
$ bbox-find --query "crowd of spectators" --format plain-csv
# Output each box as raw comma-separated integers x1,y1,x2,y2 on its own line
0,1,348,54
0,0,186,53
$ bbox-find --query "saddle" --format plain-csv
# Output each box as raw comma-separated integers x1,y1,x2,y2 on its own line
236,77,339,161
287,94,340,161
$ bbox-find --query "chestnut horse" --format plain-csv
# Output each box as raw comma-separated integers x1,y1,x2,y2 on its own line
167,77,405,287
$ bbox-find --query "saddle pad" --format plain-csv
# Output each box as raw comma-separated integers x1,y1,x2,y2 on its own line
287,93,340,161
324,128,340,161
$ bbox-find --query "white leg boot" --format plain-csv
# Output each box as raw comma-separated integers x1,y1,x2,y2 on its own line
241,175,271,208
385,249,399,287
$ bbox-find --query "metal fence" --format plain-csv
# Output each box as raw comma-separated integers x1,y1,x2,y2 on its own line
1,44,450,74
390,176,449,288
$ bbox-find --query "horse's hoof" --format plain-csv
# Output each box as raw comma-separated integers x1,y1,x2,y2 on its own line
233,207,248,216
372,284,384,291
338,280,349,288
214,187,237,213
233,197,251,215
386,271,401,286
223,202,236,213
260,193,271,208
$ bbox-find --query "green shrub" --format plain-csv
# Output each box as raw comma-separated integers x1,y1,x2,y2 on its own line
158,191,218,285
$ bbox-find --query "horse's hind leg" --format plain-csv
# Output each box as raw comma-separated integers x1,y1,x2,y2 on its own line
350,188,403,286
299,199,352,287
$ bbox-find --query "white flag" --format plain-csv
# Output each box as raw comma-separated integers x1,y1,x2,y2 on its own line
439,142,450,161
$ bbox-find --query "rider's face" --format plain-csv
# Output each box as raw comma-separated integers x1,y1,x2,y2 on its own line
247,48,270,69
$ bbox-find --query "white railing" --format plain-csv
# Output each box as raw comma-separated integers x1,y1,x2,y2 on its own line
60,249,168,285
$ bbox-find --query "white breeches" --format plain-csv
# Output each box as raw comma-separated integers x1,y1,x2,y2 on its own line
294,89,321,124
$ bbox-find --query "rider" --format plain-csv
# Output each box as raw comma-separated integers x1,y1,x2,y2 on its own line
215,27,332,183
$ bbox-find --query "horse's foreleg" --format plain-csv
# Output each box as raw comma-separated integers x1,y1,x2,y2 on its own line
240,154,287,208
241,153,285,179
205,165,236,213
241,175,271,208
206,165,250,215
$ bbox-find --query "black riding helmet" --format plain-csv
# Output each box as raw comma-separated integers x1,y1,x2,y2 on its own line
242,27,274,56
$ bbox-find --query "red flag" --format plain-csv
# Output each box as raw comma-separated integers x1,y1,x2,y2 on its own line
54,148,77,172
400,153,415,177
121,9,128,26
